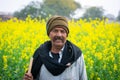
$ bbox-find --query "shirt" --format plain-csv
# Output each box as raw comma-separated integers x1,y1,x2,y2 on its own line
39,54,87,80
49,45,65,63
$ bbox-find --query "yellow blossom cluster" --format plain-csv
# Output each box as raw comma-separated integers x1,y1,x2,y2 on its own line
0,17,120,79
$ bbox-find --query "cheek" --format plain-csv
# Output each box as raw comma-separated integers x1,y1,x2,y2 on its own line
63,33,67,37
63,35,67,39
49,33,54,39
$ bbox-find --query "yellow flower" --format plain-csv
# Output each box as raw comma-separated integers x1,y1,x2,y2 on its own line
97,77,100,80
90,73,94,79
2,55,8,70
95,52,102,60
114,64,117,71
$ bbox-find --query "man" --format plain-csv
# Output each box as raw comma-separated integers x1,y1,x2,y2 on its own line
23,15,87,80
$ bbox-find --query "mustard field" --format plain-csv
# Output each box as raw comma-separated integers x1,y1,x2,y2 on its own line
0,17,120,80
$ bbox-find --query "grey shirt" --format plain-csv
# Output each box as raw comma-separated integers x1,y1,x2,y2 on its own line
39,54,87,80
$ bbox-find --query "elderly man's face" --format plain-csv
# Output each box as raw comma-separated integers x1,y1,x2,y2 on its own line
49,26,67,48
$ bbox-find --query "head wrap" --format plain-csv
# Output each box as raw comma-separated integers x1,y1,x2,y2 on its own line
46,15,69,36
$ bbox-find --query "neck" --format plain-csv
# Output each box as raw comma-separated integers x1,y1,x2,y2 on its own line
51,45,63,53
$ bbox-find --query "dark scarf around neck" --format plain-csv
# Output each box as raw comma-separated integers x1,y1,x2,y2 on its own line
31,40,82,79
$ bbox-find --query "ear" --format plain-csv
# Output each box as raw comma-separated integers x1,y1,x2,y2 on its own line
48,33,51,38
66,33,68,37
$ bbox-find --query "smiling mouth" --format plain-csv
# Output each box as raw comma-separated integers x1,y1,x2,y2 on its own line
53,36,64,43
55,39,63,43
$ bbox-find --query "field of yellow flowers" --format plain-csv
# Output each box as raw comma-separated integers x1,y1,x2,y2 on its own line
0,16,120,80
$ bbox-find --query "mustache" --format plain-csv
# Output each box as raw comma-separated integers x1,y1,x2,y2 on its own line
53,36,64,42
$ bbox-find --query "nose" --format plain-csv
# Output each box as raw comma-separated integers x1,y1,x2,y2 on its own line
56,31,62,36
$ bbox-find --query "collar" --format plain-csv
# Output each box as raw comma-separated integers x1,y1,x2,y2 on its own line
49,45,65,63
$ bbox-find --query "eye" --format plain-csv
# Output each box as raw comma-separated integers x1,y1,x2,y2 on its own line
61,30,66,33
52,29,58,33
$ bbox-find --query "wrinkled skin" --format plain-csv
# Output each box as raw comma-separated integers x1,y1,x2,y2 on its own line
49,26,68,53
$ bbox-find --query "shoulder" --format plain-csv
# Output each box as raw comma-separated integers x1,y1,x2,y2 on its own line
33,41,51,58
66,40,82,61
66,40,82,54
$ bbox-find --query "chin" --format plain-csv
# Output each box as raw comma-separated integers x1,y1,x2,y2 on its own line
54,43,64,47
